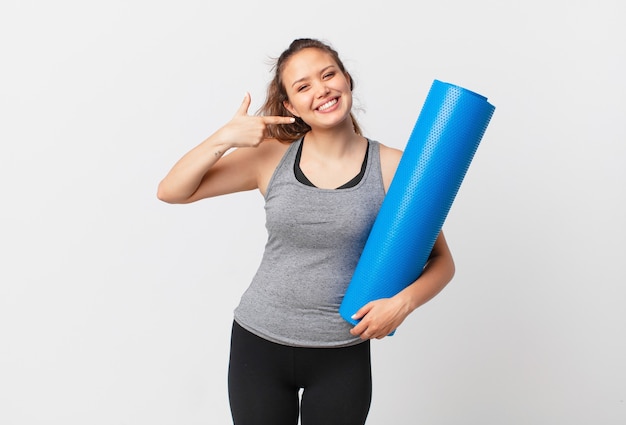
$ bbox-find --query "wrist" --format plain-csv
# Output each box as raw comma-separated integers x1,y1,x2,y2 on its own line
203,133,232,158
393,291,417,316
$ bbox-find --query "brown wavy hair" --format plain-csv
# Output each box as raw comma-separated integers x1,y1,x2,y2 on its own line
258,38,362,143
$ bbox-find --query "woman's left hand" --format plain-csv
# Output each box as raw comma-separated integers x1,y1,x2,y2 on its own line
349,297,411,340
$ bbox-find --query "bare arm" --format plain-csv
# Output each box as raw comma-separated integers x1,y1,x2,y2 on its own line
157,93,294,204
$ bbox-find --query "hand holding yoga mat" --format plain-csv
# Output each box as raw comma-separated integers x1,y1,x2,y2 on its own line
339,79,495,327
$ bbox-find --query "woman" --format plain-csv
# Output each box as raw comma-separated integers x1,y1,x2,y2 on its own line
158,38,455,425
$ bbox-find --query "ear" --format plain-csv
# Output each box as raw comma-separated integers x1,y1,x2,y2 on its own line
283,100,300,117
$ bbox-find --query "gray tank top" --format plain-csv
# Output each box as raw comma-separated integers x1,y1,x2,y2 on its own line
233,138,386,347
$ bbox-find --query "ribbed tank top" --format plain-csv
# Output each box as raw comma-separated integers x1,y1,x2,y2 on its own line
233,138,386,347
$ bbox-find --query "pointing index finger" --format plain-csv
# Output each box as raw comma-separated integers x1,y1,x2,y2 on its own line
263,115,296,125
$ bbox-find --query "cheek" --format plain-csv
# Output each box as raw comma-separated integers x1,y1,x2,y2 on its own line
340,85,353,105
330,80,353,99
289,95,311,113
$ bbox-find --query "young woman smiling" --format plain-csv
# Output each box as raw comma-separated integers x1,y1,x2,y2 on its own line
158,38,455,425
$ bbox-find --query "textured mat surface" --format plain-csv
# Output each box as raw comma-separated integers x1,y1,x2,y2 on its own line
339,80,495,326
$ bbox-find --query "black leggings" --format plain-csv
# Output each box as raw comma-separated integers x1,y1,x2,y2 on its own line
228,321,372,425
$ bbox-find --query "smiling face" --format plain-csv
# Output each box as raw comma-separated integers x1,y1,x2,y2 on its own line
281,47,354,131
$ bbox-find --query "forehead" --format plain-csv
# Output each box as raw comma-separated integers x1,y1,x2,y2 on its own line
281,48,339,81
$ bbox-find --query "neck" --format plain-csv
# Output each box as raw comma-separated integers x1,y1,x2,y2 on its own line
304,120,363,158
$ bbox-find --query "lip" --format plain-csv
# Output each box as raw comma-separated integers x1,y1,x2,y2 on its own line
315,97,340,112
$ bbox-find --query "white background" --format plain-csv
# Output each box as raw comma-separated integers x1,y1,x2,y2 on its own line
1,0,624,424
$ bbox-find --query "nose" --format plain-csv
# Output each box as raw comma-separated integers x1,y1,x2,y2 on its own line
315,81,330,97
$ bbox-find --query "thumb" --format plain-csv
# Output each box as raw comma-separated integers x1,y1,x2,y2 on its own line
235,92,252,117
351,303,372,321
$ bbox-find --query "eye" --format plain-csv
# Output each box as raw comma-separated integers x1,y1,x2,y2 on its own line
323,71,335,79
297,84,309,92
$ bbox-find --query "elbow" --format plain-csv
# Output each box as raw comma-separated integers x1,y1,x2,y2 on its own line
443,248,456,283
427,247,455,283
156,182,183,204
429,250,456,284
156,192,173,204
448,257,456,282
440,240,456,283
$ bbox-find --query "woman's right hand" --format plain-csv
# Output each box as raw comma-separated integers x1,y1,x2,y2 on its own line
215,92,295,149
157,93,294,204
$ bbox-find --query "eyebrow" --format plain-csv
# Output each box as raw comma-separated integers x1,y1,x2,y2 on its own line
290,65,337,88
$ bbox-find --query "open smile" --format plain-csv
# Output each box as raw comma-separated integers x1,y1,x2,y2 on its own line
316,98,338,112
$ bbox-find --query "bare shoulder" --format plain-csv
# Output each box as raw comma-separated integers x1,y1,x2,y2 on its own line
378,142,404,191
255,138,291,169
378,143,403,166
255,138,292,194
258,137,291,157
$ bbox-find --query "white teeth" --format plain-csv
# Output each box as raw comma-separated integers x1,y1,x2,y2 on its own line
318,99,337,111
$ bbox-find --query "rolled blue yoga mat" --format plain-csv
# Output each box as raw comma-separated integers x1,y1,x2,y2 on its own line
339,79,495,327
